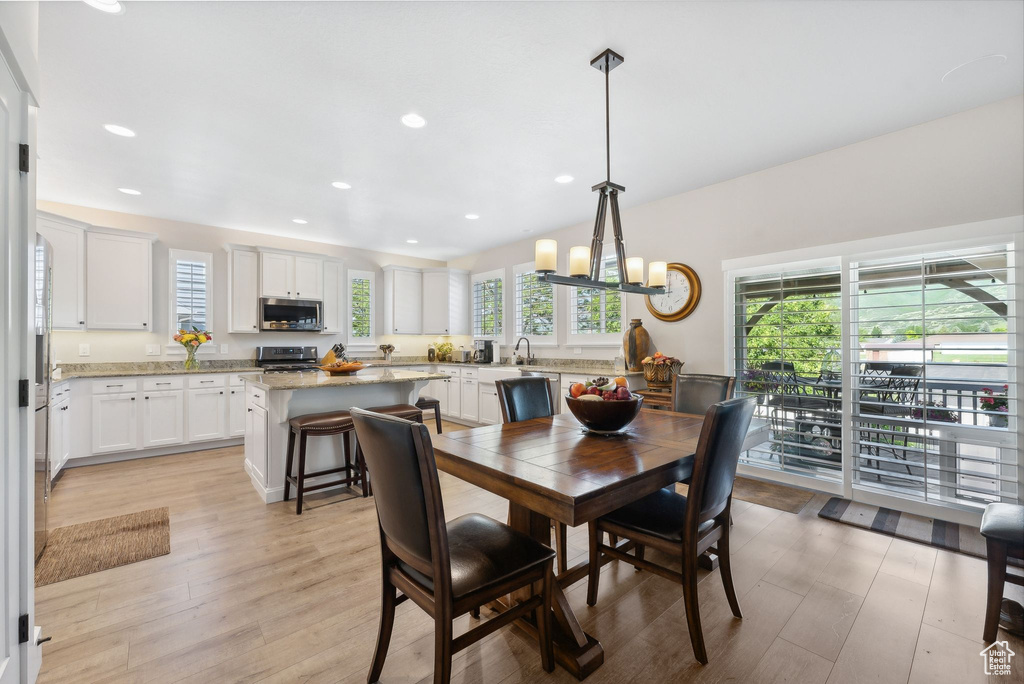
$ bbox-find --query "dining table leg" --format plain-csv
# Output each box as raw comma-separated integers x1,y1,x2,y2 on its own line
507,502,604,680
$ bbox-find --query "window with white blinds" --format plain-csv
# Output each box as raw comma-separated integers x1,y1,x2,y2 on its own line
513,263,554,340
348,269,375,345
734,267,843,481
568,253,623,342
472,270,503,338
850,244,1018,510
169,249,212,333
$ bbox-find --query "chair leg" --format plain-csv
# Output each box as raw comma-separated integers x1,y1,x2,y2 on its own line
283,428,296,502
469,606,480,619
367,577,398,683
586,522,601,607
682,548,708,665
433,615,453,684
536,564,555,673
608,533,618,548
555,523,568,575
295,432,308,515
357,443,369,498
635,544,645,570
718,516,742,619
434,407,442,434
984,538,1008,643
342,431,352,483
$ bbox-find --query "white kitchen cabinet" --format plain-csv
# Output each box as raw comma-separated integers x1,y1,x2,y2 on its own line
260,251,294,298
91,392,139,454
188,387,227,442
460,378,479,422
37,212,87,330
322,260,345,335
260,250,324,300
49,396,71,478
383,266,423,334
228,248,259,333
142,390,185,448
421,268,470,336
245,402,269,486
478,384,501,425
86,230,154,330
228,387,246,437
294,256,323,300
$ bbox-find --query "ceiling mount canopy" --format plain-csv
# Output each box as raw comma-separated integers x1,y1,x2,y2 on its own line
535,48,667,295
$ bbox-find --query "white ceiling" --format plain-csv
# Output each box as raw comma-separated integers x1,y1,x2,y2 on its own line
37,1,1024,260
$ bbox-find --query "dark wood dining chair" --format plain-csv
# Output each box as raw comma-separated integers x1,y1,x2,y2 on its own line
585,396,758,665
671,373,736,416
494,376,572,572
981,502,1024,643
350,408,555,684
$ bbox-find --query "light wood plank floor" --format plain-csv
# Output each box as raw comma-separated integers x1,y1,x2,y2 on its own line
37,421,1024,684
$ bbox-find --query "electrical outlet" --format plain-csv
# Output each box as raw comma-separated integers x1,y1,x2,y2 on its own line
78,343,90,357
573,347,582,355
220,344,228,354
146,344,160,356
393,344,401,353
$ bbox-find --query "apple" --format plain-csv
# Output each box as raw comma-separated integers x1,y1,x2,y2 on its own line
570,382,586,398
614,386,631,401
602,390,616,401
586,386,602,396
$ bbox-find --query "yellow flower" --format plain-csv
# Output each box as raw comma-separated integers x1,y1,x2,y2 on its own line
198,334,207,343
182,334,195,342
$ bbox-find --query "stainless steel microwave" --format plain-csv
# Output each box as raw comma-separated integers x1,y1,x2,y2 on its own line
259,298,323,332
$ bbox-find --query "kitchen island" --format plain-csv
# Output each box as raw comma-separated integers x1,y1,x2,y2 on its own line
241,367,445,503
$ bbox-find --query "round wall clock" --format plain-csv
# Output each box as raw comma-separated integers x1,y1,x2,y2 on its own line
645,262,701,322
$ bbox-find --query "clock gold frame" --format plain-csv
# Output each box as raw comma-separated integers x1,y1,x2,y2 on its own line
645,262,701,321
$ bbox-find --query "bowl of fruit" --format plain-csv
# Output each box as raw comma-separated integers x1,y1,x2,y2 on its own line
565,377,644,434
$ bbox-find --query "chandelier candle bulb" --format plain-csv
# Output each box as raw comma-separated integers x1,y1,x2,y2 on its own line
535,239,558,273
626,257,645,285
648,261,668,288
569,246,591,277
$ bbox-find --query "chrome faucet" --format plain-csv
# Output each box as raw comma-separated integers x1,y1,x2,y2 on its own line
513,337,534,365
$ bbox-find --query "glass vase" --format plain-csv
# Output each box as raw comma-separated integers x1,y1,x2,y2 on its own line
185,346,200,371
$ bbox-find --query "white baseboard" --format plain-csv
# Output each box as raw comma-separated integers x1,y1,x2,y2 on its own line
64,438,243,468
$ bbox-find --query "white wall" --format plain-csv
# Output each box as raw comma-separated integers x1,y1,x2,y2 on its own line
38,201,471,363
0,1,40,103
449,95,1024,373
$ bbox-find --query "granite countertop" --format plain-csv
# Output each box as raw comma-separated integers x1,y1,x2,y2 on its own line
243,368,446,391
369,361,643,377
58,365,260,380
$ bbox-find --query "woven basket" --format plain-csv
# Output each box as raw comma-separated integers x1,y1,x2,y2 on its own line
642,360,683,389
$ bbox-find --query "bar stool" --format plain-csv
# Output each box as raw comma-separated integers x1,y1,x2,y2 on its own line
416,395,442,433
284,409,366,515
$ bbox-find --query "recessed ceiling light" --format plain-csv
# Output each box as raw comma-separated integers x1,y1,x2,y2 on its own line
83,0,125,15
103,124,135,137
292,218,308,225
406,239,419,244
941,54,1007,83
117,187,141,195
331,181,351,190
465,214,480,220
554,175,574,184
401,113,426,128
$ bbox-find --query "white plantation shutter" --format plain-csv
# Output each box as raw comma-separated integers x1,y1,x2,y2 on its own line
348,269,375,344
169,250,212,332
473,270,504,338
514,263,554,340
568,253,623,341
850,244,1018,509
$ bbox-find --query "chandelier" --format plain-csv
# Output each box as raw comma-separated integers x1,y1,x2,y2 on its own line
534,48,667,296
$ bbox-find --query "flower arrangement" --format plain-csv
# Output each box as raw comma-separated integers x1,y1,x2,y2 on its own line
435,341,454,362
981,385,1009,427
174,327,213,370
910,401,960,424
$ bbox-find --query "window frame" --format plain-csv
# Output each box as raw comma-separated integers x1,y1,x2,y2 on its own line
472,268,506,342
566,246,627,346
167,249,214,355
347,268,377,349
512,261,557,346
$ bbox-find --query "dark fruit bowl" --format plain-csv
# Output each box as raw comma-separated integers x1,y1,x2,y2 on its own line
564,394,644,434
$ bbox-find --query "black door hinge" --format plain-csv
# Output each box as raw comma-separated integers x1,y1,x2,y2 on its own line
18,614,29,644
19,144,30,174
18,379,30,408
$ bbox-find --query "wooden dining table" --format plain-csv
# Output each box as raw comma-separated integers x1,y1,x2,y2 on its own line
429,408,706,680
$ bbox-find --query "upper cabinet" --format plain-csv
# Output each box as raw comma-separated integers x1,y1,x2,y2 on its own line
422,268,470,336
322,260,345,336
383,266,423,335
36,212,87,330
259,250,323,300
227,247,259,333
86,229,155,331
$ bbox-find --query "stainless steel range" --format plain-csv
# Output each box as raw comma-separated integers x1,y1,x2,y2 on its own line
255,346,319,373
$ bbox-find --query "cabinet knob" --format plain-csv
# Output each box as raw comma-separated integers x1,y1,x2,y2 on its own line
296,292,300,296
145,396,149,400
219,391,224,395
79,320,84,325
142,323,147,327
253,325,257,329
130,397,136,401
247,408,252,413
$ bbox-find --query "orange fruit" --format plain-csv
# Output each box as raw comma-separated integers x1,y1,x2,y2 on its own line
613,376,627,387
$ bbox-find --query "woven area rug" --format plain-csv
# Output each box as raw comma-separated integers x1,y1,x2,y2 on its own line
35,507,171,586
817,497,1020,565
678,476,815,514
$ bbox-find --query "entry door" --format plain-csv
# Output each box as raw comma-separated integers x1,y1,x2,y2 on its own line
1,48,34,684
